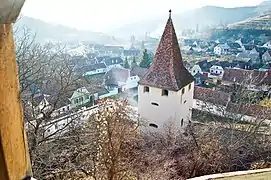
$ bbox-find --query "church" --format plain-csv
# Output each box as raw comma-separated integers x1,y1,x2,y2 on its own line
137,10,195,129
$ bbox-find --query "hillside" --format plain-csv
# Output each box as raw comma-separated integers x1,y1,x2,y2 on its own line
227,13,271,30
15,16,125,44
108,6,258,38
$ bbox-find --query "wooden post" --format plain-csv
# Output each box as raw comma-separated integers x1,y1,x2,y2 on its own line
0,24,32,180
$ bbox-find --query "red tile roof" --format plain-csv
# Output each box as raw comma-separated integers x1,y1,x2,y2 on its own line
223,68,271,86
194,86,230,106
139,12,194,91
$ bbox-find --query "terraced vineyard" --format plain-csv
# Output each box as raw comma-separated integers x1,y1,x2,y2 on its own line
227,13,271,30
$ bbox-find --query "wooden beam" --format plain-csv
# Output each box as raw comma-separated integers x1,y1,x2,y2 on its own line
0,24,32,180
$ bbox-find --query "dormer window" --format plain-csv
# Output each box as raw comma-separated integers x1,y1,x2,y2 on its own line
162,89,169,96
143,86,149,93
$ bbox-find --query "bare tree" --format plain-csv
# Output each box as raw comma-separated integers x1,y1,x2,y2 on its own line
14,26,88,178
86,100,141,180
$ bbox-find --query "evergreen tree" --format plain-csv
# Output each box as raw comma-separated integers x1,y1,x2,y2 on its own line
124,57,130,69
139,49,151,68
131,56,138,69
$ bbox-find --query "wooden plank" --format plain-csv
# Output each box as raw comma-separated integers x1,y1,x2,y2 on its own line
0,24,32,180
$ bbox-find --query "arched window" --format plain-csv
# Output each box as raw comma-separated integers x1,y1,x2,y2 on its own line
162,89,169,96
149,123,158,128
181,119,184,127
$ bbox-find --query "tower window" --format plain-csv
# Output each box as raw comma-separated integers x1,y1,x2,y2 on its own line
189,84,191,90
162,89,169,96
149,123,158,128
182,88,185,94
143,86,149,93
151,102,159,106
181,119,184,127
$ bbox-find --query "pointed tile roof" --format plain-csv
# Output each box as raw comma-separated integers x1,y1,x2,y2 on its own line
139,10,194,91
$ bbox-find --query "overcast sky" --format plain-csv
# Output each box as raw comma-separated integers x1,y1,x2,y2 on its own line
22,0,264,32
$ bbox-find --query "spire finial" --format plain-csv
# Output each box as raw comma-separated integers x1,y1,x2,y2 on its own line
169,9,172,18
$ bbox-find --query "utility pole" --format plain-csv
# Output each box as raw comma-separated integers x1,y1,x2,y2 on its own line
0,1,32,180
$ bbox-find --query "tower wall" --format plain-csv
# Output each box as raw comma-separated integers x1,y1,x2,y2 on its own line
138,82,194,128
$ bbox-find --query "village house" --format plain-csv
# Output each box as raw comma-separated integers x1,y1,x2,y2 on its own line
193,86,271,121
222,68,271,91
236,52,259,64
122,46,141,59
227,42,242,52
103,57,124,71
83,63,107,76
214,44,230,56
104,67,140,93
210,65,224,76
190,64,202,76
131,67,148,78
194,72,208,86
138,10,195,129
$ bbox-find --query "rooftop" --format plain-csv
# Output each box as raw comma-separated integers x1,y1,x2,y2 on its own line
139,10,194,91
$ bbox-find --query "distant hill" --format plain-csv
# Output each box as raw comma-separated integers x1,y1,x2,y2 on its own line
108,6,259,38
227,13,271,30
208,1,271,42
255,0,271,15
15,16,125,44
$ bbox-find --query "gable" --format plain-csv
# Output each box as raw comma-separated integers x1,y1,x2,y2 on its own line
70,87,90,100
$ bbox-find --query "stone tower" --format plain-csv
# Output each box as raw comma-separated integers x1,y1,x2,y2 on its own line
138,10,195,129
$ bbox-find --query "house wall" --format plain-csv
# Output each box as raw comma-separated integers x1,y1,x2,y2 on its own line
123,75,140,91
106,64,123,71
52,104,71,117
191,65,202,76
214,46,222,55
210,66,224,76
138,82,194,128
70,87,93,109
99,88,118,99
85,68,106,76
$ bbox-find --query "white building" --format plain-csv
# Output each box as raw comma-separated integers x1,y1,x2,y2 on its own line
104,67,140,92
210,65,224,76
190,65,202,76
214,44,230,55
84,63,107,76
138,11,195,129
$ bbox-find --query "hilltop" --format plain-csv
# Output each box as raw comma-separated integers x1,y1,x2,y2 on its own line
108,6,259,38
227,13,271,30
15,16,125,44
